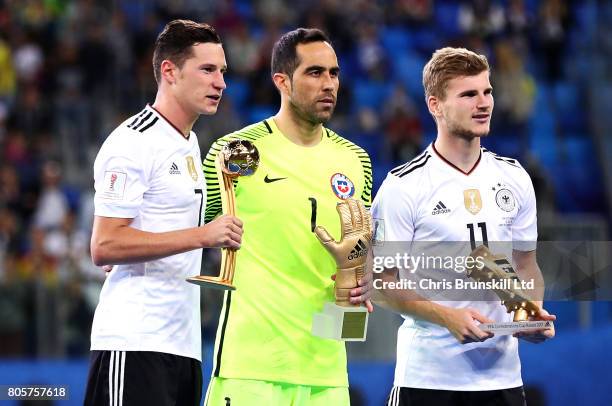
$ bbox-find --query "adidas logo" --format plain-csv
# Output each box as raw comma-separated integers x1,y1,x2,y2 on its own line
169,162,181,175
348,239,368,260
432,201,451,215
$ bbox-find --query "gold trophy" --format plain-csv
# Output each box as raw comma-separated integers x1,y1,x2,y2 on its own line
466,245,554,335
311,199,372,341
187,139,259,290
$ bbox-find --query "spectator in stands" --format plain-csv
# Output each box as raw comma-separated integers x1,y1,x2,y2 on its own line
459,0,505,39
492,39,535,152
537,0,571,83
382,84,423,163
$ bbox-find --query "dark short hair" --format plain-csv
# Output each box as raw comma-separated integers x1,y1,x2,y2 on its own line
152,19,221,84
271,28,331,78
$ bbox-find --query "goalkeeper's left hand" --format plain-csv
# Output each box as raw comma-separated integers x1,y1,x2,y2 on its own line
314,198,374,312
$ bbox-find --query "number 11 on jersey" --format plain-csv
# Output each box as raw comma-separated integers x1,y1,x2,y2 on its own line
467,222,488,250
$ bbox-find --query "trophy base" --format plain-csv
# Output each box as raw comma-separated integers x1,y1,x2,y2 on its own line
480,320,554,335
186,276,236,291
311,302,369,341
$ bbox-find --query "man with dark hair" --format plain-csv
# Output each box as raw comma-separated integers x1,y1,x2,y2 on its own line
269,28,331,78
373,47,555,406
84,20,243,406
203,28,373,406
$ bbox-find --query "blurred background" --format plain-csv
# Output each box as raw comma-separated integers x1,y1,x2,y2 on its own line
0,0,610,405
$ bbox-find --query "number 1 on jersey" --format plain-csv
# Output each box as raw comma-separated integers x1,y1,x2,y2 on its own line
308,197,317,232
467,222,488,250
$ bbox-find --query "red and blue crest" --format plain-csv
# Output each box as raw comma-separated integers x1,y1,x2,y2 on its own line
330,173,355,199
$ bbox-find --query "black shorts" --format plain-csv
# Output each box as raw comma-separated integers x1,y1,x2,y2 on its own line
84,350,202,406
385,386,526,406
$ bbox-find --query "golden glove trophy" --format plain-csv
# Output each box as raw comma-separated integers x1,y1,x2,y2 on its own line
466,245,554,335
311,199,373,341
187,139,259,290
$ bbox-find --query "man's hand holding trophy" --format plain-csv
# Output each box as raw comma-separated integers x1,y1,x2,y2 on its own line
466,245,555,340
187,139,259,290
311,199,373,341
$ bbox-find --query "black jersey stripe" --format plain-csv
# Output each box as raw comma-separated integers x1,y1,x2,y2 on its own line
237,123,271,139
483,148,519,165
263,120,273,133
207,201,222,209
493,155,517,164
206,192,221,199
242,129,269,139
396,154,432,177
126,109,148,128
392,157,429,177
209,141,228,153
396,154,431,177
390,152,428,175
390,151,429,175
207,203,222,213
130,111,153,130
483,148,520,166
493,156,520,167
326,129,373,207
238,129,266,139
213,291,232,377
138,116,158,133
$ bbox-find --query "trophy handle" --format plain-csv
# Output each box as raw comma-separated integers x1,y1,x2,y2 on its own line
504,300,540,321
219,153,237,283
186,153,237,290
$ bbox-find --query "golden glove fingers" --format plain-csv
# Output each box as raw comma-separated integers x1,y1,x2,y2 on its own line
314,199,373,307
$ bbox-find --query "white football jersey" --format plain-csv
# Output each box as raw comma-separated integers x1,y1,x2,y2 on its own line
91,105,205,361
372,143,537,390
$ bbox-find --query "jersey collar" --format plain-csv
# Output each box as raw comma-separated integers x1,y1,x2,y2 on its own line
147,104,194,142
430,142,482,176
266,117,327,148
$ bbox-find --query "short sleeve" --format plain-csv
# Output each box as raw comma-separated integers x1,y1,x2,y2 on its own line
357,148,372,208
93,138,149,219
512,172,537,251
371,176,415,243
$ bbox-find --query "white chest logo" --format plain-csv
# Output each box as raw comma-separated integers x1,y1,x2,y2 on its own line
495,188,516,212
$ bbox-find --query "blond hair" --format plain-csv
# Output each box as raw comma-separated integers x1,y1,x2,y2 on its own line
422,47,489,100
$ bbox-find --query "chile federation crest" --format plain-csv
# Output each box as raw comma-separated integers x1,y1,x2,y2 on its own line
330,173,355,200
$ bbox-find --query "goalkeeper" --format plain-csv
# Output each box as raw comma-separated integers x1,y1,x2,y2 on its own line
202,28,373,405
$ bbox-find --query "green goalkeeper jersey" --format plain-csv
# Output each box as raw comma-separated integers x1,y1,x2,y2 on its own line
203,118,372,387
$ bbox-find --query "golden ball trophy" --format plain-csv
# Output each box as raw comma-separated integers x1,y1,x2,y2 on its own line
187,139,259,290
466,245,554,335
311,199,372,341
